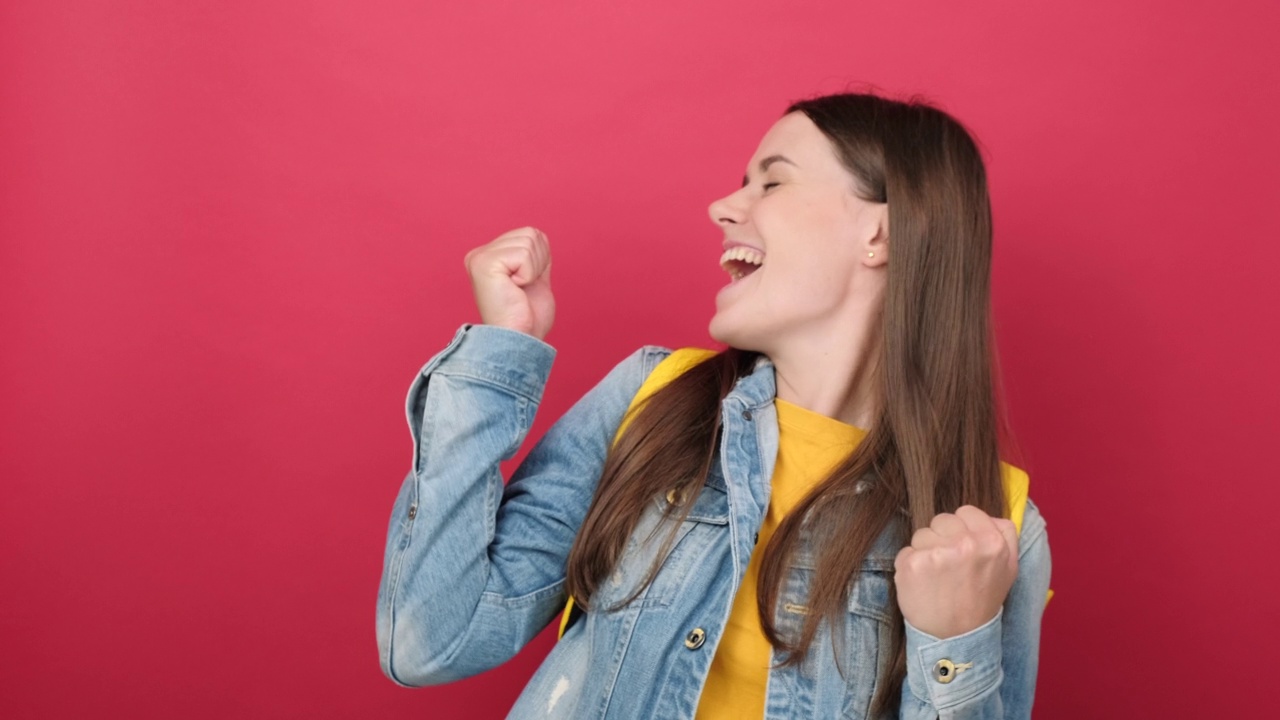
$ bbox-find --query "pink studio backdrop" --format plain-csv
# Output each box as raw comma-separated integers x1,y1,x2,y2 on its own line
2,1,1277,717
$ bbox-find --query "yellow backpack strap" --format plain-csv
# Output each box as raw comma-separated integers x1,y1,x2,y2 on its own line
557,348,719,639
1000,462,1054,607
1001,462,1029,535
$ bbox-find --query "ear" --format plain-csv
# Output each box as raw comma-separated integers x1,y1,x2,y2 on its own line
862,203,888,267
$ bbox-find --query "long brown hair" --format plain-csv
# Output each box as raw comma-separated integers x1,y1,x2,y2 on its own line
564,90,1012,716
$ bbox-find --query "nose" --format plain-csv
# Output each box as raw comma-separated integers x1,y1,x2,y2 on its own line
707,187,746,227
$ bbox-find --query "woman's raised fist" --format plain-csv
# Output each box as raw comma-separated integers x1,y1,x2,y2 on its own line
463,227,555,340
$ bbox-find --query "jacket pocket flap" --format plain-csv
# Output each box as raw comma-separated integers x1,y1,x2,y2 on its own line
651,483,729,525
789,522,902,571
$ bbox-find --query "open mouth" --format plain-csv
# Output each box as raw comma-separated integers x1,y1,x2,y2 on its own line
719,246,764,281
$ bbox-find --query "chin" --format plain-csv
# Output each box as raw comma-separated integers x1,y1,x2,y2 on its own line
708,314,734,346
708,315,762,354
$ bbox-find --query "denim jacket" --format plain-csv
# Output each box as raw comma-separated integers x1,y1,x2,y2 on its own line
376,324,1052,719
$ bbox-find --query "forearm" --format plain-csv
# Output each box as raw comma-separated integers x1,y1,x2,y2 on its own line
377,324,556,686
375,325,663,687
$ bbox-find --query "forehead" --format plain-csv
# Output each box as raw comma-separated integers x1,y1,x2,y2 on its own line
752,110,834,158
748,111,842,173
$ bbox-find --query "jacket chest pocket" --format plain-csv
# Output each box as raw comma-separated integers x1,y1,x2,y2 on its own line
590,481,730,612
840,560,896,720
783,547,897,720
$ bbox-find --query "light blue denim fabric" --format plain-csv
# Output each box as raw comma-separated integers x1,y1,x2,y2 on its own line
377,324,1052,719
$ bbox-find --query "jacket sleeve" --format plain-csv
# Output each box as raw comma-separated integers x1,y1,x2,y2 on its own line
375,323,664,686
897,500,1052,719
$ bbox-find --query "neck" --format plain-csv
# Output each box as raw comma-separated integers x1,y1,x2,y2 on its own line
768,317,881,429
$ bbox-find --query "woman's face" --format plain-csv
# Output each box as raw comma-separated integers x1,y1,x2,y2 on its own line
707,111,888,354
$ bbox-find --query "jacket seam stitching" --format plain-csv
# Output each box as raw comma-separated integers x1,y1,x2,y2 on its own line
381,480,419,687
431,367,547,404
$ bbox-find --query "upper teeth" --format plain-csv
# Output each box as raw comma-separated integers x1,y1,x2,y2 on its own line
719,246,764,268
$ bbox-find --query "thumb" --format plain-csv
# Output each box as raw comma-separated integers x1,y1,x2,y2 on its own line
505,250,540,287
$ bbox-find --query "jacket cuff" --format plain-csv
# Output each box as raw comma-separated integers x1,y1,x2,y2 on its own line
904,608,1004,709
414,324,556,401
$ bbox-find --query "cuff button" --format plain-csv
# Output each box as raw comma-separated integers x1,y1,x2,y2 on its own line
933,658,973,684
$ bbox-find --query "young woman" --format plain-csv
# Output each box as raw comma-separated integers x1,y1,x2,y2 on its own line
376,91,1052,719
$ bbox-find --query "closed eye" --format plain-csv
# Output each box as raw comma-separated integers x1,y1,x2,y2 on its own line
762,182,779,191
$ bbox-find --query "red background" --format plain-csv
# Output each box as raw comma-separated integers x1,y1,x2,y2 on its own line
3,1,1277,717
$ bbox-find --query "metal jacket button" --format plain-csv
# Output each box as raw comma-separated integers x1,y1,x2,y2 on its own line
742,409,753,421
934,658,973,684
684,628,706,650
407,504,417,519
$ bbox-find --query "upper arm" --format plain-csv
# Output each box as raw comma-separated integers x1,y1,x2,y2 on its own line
481,343,673,601
379,324,672,684
999,498,1052,718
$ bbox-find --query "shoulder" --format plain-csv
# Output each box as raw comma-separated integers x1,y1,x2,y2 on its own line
1010,496,1052,609
996,461,1048,560
621,345,718,387
613,345,718,414
1019,497,1049,558
635,344,676,372
647,346,718,375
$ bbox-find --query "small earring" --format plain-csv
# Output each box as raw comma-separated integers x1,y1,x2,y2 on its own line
867,252,875,258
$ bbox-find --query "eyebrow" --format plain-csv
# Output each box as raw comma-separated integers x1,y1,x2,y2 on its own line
741,155,798,188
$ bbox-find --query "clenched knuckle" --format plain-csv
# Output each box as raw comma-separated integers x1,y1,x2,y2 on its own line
894,548,911,569
981,535,1005,556
904,552,926,573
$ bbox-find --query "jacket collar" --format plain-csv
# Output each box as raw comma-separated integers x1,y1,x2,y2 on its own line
728,352,779,410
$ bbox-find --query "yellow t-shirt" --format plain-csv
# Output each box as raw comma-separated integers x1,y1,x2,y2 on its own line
695,397,866,719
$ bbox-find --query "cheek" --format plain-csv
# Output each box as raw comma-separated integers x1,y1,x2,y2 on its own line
759,203,849,254
760,255,861,316
751,200,860,293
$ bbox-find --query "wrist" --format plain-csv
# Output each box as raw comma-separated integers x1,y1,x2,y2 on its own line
903,608,1004,709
